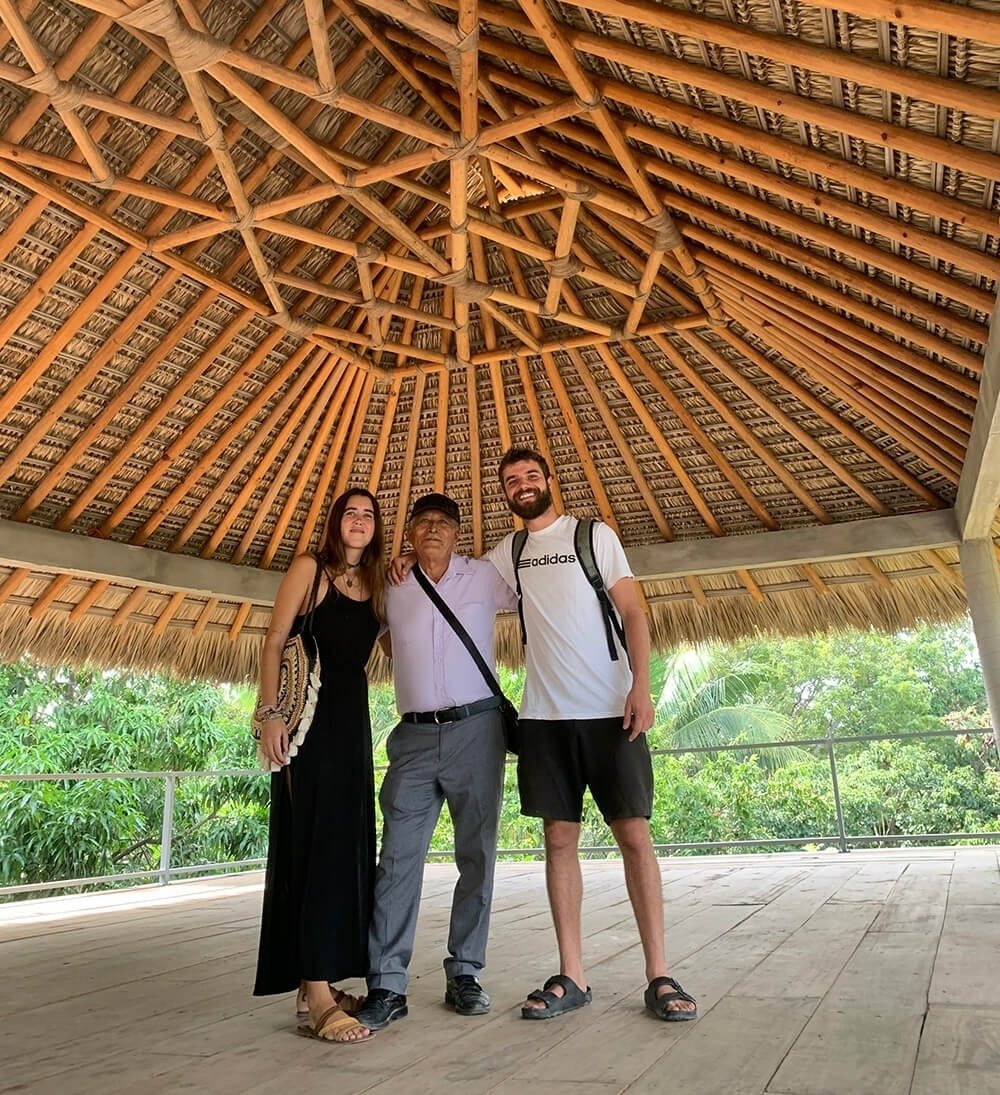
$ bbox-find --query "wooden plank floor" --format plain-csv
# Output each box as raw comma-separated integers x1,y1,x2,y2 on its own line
1,847,998,1094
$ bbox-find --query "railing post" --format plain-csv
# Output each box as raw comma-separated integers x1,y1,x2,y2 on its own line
826,729,849,853
160,773,176,885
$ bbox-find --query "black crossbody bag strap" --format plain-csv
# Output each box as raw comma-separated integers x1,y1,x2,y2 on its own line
412,564,503,698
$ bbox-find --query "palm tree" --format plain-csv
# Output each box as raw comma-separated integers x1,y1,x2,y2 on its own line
650,645,805,770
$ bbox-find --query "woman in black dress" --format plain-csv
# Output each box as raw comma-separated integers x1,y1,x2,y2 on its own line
253,488,386,1044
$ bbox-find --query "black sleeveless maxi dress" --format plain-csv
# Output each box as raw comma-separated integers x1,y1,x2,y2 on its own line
253,587,379,994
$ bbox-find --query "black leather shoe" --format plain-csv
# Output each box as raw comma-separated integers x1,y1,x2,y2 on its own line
355,987,408,1030
445,975,491,1016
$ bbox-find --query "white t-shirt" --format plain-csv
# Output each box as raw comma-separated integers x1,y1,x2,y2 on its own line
487,514,634,720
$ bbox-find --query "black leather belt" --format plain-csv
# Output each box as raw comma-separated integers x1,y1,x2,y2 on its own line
401,694,503,724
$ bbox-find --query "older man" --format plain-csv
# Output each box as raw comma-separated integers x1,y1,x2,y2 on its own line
355,492,517,1031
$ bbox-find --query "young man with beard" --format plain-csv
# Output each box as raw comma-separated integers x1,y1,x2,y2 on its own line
485,447,697,1023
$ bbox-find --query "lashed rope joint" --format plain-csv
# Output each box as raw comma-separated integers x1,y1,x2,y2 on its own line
361,300,392,319
119,1,227,73
24,69,86,112
272,313,313,338
545,255,583,279
562,183,597,203
448,136,478,161
232,210,256,233
314,85,341,108
444,26,479,81
643,210,683,251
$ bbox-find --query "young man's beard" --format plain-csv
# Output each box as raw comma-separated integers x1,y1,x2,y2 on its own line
507,484,552,519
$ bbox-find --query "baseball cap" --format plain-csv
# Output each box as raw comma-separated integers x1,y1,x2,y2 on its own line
409,492,460,525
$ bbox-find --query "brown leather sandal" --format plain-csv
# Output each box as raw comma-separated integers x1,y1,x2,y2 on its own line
297,1003,373,1044
296,986,365,1020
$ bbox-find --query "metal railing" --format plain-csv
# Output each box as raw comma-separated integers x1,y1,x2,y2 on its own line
1,725,996,897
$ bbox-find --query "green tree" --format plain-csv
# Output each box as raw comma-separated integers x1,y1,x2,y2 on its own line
650,645,802,769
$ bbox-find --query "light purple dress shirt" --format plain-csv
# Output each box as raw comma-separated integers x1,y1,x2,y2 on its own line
386,554,518,714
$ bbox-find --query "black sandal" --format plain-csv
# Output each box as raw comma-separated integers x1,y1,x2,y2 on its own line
521,974,592,1019
644,976,698,1021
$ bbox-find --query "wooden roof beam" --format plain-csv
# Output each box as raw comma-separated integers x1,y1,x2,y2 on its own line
628,509,961,581
807,1,1000,49
649,332,833,525
0,143,225,219
719,287,964,482
956,294,1000,540
187,356,347,558
0,60,204,139
557,0,1000,120
709,265,979,403
392,373,428,557
694,246,983,376
681,221,988,351
462,2,1000,183
514,0,725,324
728,296,973,440
230,363,356,563
617,128,998,309
329,0,460,128
393,16,1000,240
0,0,115,185
713,319,950,505
521,117,998,306
0,518,282,604
129,340,318,547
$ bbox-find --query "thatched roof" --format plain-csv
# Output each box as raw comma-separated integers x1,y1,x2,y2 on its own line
0,0,997,681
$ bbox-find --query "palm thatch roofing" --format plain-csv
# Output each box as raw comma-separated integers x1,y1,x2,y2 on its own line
0,0,998,682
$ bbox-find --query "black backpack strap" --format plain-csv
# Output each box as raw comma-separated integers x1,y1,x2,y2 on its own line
511,529,529,647
412,564,503,697
575,519,628,663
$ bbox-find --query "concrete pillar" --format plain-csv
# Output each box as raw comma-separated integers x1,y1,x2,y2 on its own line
958,538,1000,755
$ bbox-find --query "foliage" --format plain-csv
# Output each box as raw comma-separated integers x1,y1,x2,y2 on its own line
0,663,262,889
650,646,805,769
0,618,997,895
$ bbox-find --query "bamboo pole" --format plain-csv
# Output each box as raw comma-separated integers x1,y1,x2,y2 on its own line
197,359,348,559
367,379,402,498
129,341,318,547
231,364,353,563
649,332,831,524
392,373,427,558
328,0,461,128
556,0,1000,120
330,372,379,509
807,0,1000,48
461,2,1000,183
713,315,949,506
409,17,1000,239
694,246,983,376
566,345,674,539
434,370,450,492
720,287,964,482
43,306,257,530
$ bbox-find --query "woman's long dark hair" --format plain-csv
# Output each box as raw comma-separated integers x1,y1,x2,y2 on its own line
317,487,387,622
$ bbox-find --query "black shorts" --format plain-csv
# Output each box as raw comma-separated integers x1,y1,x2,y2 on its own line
516,717,654,823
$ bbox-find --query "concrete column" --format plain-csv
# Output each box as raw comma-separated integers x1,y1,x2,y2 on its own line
958,538,1000,755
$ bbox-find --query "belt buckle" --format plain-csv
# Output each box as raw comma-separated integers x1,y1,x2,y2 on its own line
434,708,444,724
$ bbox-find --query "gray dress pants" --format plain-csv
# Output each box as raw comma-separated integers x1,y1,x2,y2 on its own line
367,707,506,993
